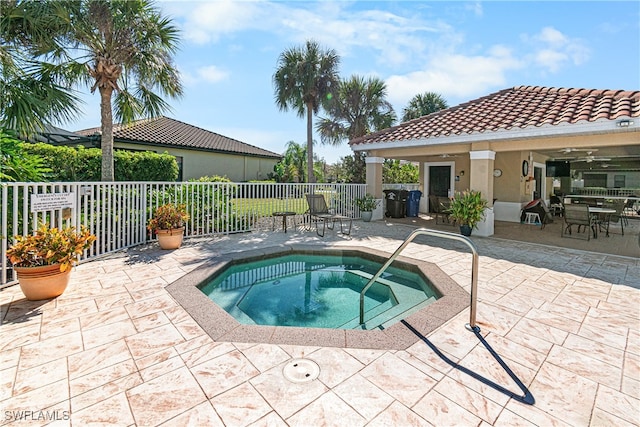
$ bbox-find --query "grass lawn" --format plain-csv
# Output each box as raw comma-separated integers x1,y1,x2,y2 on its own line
231,197,309,216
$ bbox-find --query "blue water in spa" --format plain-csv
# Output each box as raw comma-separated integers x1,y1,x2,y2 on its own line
198,253,439,330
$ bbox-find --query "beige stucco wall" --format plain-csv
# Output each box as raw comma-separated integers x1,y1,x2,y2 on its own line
114,142,278,181
365,129,638,205
493,152,521,203
454,158,471,192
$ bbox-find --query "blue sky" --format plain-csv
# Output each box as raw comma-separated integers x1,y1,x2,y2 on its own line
63,1,640,164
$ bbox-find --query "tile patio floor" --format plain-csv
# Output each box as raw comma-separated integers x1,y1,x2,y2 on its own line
1,220,639,426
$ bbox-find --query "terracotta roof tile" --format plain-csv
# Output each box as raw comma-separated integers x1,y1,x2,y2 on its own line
77,116,281,158
350,86,640,146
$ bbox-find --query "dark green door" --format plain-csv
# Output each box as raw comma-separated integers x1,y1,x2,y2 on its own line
429,166,451,197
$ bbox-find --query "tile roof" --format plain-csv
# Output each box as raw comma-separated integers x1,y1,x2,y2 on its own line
77,116,281,158
350,86,640,146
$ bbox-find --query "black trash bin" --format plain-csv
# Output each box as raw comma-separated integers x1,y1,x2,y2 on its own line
384,189,409,218
406,190,422,217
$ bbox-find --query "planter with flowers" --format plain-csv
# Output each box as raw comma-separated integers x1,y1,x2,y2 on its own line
7,225,96,300
447,190,488,236
147,203,189,249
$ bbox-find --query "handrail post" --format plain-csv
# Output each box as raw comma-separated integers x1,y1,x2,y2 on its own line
359,228,480,332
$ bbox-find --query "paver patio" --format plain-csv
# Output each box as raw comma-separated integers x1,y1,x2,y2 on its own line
1,220,638,426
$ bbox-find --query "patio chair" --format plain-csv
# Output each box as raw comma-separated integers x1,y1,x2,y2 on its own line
622,198,635,224
429,195,453,225
603,200,625,235
561,203,596,240
305,194,352,237
549,195,564,217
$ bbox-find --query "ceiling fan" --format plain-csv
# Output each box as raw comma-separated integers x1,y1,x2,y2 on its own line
572,152,611,163
558,148,598,154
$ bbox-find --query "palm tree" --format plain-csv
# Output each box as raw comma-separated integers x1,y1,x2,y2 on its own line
8,0,183,181
1,1,80,135
69,0,183,181
278,140,306,182
316,75,396,183
273,39,340,183
316,75,396,144
402,92,448,122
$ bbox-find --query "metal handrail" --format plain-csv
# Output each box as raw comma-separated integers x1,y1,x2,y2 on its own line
359,228,480,332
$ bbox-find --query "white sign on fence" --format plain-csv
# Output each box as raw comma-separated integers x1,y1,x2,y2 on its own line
31,192,76,212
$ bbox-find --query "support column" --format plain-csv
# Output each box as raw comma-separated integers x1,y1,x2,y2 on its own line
365,156,385,221
469,150,495,236
418,163,427,213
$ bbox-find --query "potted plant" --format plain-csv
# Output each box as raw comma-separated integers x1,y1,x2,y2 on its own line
147,203,189,249
6,225,96,300
354,193,380,222
447,190,488,236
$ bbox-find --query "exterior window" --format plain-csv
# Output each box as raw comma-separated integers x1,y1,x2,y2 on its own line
583,173,607,188
614,175,625,188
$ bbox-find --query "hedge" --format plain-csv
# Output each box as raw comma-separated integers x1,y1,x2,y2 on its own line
21,143,178,181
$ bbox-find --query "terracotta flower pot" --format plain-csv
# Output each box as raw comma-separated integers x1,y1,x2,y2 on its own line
156,227,184,250
15,264,71,301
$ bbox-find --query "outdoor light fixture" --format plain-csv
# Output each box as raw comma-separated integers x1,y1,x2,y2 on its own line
459,170,465,176
617,119,633,127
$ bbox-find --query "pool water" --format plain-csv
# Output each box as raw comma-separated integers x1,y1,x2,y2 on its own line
198,253,439,330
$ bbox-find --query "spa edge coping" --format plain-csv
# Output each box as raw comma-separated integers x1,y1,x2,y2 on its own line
165,244,472,350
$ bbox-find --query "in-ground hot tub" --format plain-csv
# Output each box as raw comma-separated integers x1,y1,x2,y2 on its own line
199,251,439,330
166,245,469,350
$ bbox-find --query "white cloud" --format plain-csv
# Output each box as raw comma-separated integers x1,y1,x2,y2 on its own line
537,27,567,45
164,0,268,44
276,6,449,67
385,47,523,106
534,50,568,73
168,1,451,67
179,64,229,86
197,65,229,83
525,26,590,73
465,1,483,17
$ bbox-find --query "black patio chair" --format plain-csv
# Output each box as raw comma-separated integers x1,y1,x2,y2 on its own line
429,195,453,225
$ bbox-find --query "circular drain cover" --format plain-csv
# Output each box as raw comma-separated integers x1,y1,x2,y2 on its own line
283,359,320,383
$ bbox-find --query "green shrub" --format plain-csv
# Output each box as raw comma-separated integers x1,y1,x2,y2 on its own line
21,143,178,181
1,129,50,181
448,190,488,229
115,150,178,181
188,175,231,183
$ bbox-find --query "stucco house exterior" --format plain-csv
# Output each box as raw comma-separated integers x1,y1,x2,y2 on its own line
73,116,281,181
350,86,640,236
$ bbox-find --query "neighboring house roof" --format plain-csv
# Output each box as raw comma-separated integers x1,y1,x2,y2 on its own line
77,116,281,159
350,86,640,146
28,125,92,145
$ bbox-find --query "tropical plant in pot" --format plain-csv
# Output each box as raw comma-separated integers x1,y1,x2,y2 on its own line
354,193,380,222
7,225,96,300
147,203,189,249
447,190,488,236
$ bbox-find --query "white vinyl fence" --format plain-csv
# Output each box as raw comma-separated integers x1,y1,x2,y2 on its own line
1,181,366,288
382,183,420,191
569,187,639,197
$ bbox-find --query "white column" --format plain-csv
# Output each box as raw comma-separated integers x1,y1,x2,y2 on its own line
365,156,385,221
469,150,495,237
